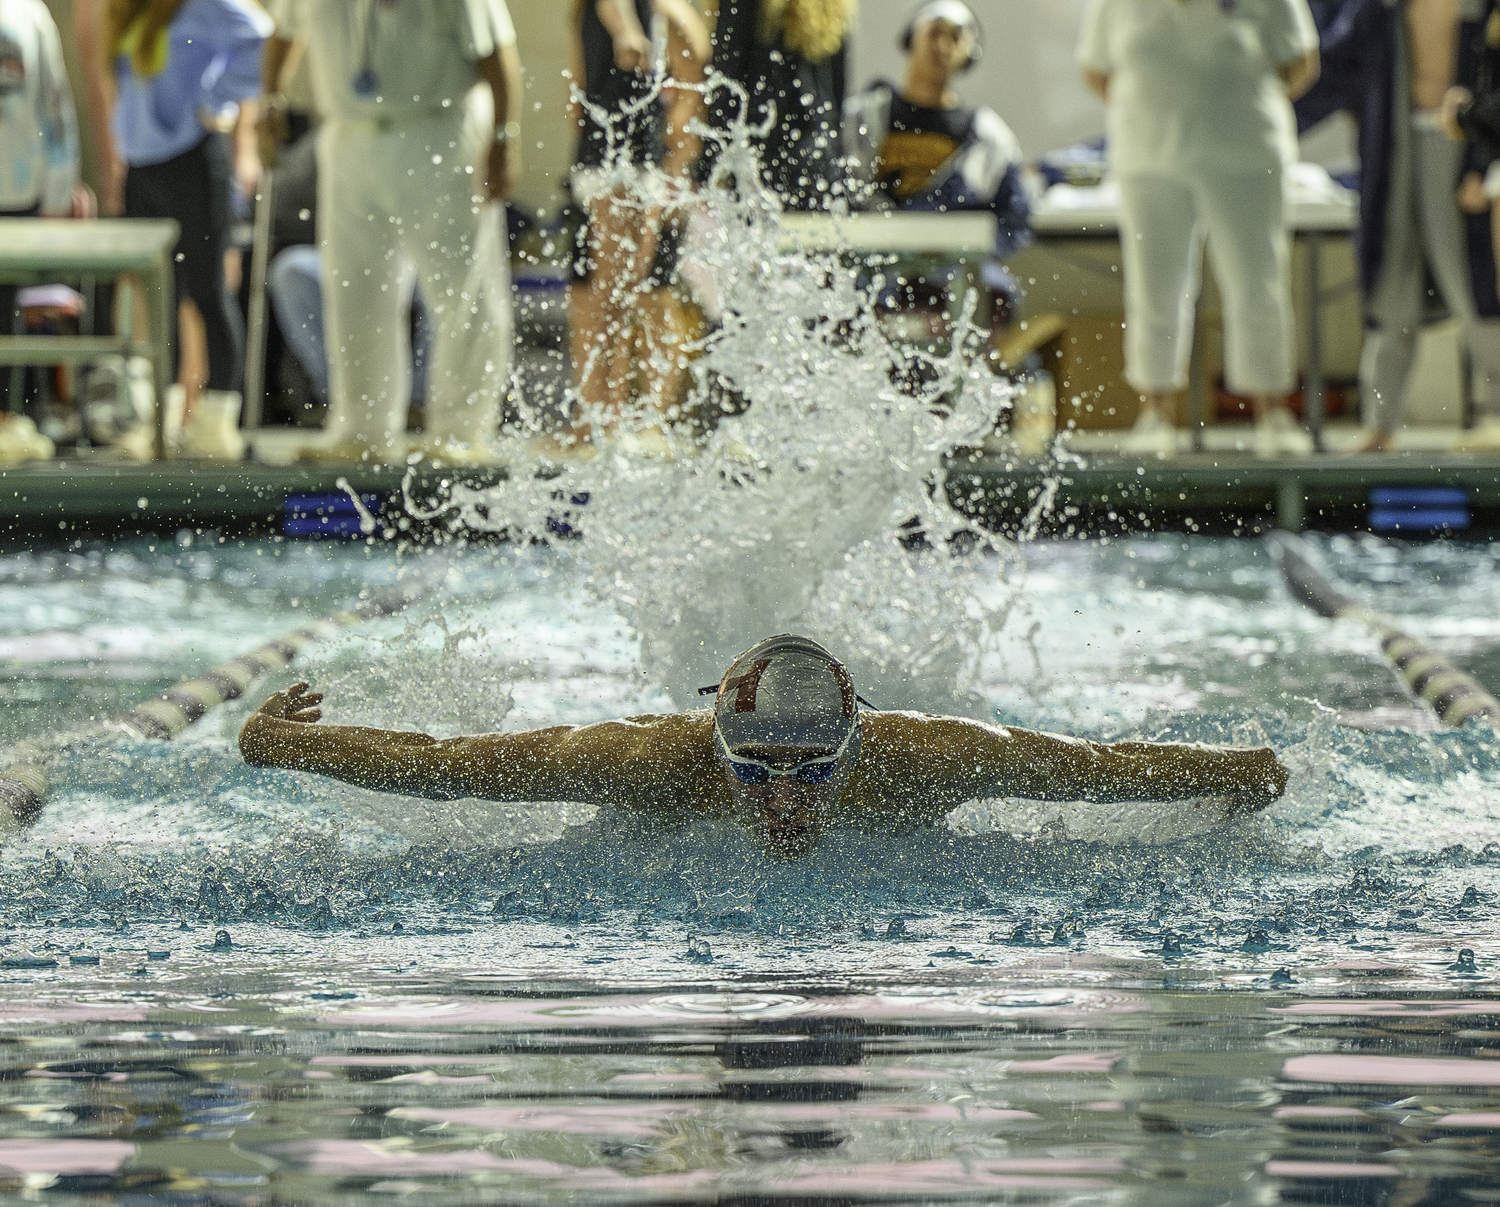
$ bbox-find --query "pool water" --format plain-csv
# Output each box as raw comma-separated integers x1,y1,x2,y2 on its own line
1,533,1499,1203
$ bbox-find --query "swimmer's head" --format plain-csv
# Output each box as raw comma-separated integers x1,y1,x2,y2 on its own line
705,635,863,859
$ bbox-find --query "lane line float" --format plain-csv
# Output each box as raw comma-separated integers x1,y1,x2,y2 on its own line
0,567,442,831
1270,534,1499,729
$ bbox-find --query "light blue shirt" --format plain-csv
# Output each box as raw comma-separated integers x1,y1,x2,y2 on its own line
112,0,273,167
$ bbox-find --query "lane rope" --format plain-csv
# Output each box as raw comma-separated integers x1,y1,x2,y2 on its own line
0,567,443,831
1270,534,1500,729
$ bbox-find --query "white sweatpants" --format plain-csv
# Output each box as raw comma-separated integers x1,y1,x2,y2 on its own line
1117,169,1295,396
318,110,512,453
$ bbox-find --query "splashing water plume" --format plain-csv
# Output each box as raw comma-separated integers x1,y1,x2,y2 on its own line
417,72,1027,709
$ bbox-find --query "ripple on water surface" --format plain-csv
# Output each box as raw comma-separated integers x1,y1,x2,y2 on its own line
0,535,1498,1200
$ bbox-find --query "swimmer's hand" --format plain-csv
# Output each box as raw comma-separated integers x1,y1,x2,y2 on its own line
1211,748,1289,818
255,682,323,724
239,683,323,767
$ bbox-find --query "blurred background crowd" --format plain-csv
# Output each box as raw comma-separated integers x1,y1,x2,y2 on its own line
3,0,1500,468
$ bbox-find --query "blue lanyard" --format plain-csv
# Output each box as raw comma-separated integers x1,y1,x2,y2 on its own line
352,0,388,98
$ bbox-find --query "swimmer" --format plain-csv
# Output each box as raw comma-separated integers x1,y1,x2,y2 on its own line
239,634,1290,859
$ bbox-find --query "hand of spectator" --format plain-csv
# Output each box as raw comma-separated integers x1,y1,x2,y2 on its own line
613,28,652,72
1443,86,1473,141
1459,170,1491,215
235,143,262,201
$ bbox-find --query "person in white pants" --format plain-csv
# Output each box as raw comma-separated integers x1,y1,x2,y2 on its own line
261,0,521,465
1078,0,1321,459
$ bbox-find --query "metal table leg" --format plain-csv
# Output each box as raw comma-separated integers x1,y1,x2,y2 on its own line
243,169,274,433
147,252,175,461
1189,293,1206,452
1304,230,1326,453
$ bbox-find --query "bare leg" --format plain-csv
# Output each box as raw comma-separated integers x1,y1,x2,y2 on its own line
177,299,207,421
633,288,703,422
569,191,660,433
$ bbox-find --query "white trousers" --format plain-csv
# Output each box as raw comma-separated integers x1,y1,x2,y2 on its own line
317,111,512,453
1117,169,1295,397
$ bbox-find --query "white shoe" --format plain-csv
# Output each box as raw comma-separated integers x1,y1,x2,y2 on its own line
520,431,600,465
162,383,186,454
1119,410,1177,458
1253,407,1313,459
295,437,401,466
0,414,54,465
179,390,245,461
409,438,506,468
1452,416,1500,452
615,425,678,460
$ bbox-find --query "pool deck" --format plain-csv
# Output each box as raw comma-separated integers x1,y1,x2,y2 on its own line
4,447,1499,542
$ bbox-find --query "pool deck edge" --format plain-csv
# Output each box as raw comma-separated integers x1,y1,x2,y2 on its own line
4,452,1500,539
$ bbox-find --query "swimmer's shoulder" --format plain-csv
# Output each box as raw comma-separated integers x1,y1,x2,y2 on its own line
578,708,722,814
859,708,1014,748
572,708,715,767
844,709,1023,823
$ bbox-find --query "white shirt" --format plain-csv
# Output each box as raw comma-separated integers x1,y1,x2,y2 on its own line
0,0,77,213
268,0,515,123
1077,0,1318,176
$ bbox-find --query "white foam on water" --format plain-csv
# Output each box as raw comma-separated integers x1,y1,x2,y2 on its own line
419,72,1032,717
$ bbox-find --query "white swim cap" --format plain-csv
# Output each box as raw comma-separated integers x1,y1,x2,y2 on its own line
708,635,862,758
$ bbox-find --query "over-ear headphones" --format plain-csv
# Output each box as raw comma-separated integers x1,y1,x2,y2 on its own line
900,0,983,73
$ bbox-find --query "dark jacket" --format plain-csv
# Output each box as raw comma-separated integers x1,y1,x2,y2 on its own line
702,0,848,210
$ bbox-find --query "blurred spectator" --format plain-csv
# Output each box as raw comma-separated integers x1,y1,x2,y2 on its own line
844,1,1031,347
104,0,272,460
1299,0,1500,452
705,0,855,210
566,0,710,450
1079,0,1320,459
263,130,432,421
0,0,86,463
261,0,520,466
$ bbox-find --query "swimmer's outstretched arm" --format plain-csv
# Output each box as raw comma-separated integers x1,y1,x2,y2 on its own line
858,712,1289,818
238,684,717,810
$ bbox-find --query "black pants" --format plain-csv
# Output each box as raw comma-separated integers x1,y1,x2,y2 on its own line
125,133,244,392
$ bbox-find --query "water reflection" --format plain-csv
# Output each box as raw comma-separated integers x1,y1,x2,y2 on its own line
0,986,1496,1203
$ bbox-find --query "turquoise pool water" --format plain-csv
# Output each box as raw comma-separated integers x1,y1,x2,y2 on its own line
0,533,1498,1203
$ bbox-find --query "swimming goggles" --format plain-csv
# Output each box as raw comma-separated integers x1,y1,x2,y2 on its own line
714,723,857,787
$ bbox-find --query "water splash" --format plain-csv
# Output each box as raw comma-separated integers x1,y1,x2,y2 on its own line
419,72,1034,711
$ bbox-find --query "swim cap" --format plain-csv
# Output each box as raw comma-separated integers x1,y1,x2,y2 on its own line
710,635,862,759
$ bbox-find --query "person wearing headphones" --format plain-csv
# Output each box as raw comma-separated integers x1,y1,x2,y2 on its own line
239,634,1290,861
1079,0,1321,460
844,1,1032,359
